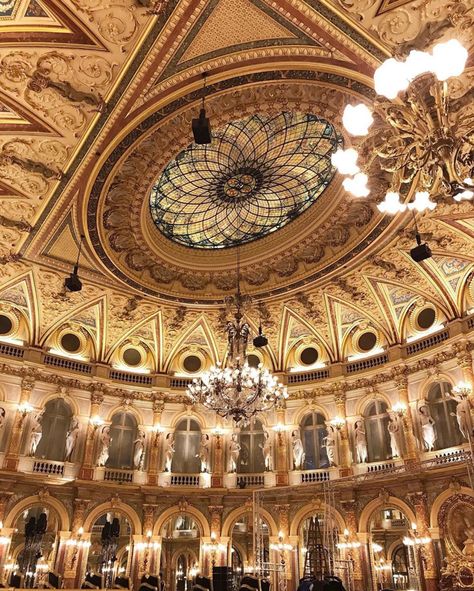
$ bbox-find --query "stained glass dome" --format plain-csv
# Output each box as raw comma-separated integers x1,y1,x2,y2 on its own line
149,112,342,249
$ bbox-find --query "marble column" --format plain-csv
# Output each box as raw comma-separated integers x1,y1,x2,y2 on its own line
148,400,164,485
79,388,104,480
333,387,352,475
4,374,35,471
408,492,438,591
391,369,419,461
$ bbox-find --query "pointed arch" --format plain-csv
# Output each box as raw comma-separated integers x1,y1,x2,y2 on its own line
279,306,334,369
104,310,162,371
0,270,39,344
164,314,219,372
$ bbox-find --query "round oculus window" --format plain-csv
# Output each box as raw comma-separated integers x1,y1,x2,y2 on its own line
60,333,81,353
417,307,436,330
357,332,377,352
123,348,143,367
247,354,260,368
0,314,13,335
300,346,319,366
183,355,202,373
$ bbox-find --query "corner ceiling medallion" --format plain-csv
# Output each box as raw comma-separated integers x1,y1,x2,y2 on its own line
149,112,341,249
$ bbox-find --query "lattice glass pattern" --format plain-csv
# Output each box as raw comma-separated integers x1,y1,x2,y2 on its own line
149,112,342,249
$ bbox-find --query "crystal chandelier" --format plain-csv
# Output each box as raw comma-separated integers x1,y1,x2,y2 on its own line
187,253,288,425
332,39,474,213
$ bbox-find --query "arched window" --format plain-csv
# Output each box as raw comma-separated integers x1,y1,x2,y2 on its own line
427,382,463,449
108,412,137,469
300,412,329,469
172,418,201,473
364,400,390,462
35,398,72,461
238,420,265,473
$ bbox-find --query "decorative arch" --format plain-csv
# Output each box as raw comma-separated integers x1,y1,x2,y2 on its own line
290,502,346,536
355,391,393,417
358,495,416,534
38,391,80,416
420,373,456,400
292,403,330,427
222,506,278,538
5,494,70,531
105,404,144,425
154,506,210,537
170,411,206,430
83,501,142,534
430,486,474,529
164,315,219,373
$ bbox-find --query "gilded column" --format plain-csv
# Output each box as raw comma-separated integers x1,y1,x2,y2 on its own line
4,374,35,470
407,492,438,591
148,399,164,486
275,402,289,485
211,428,224,488
79,388,104,480
340,500,363,591
333,386,352,475
453,341,474,388
62,499,90,588
391,368,418,461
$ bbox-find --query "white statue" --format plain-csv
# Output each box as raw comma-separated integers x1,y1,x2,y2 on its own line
450,392,472,440
133,429,146,470
164,433,175,472
323,425,337,467
28,410,44,456
65,416,80,462
292,430,305,470
229,433,241,473
0,407,5,430
388,415,401,458
97,426,111,467
259,429,273,471
197,434,210,472
419,405,436,451
354,420,368,464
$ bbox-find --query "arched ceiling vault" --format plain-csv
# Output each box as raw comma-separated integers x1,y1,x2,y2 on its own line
0,0,472,376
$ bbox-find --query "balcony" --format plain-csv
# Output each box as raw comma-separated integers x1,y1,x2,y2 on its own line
94,467,147,484
158,472,211,488
354,459,403,476
17,457,79,480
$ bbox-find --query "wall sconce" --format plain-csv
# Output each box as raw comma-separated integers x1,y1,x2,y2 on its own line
371,543,383,553
270,531,293,552
18,401,33,418
272,423,287,445
66,527,90,569
0,535,11,546
453,381,472,398
392,402,407,417
403,523,431,546
330,417,346,431
89,416,104,430
336,528,361,550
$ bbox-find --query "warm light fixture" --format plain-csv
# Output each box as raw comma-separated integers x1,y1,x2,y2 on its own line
187,250,287,425
334,39,473,210
331,416,346,430
89,415,104,429
392,402,407,417
18,401,33,417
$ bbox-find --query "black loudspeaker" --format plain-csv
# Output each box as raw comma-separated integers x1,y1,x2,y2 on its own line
410,241,432,262
192,109,212,144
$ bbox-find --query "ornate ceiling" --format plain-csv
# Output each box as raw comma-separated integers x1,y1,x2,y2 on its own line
0,0,472,374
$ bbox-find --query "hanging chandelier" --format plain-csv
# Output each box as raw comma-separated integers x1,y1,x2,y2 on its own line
187,253,288,425
332,38,474,213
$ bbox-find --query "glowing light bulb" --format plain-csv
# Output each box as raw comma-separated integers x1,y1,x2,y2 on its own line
331,148,360,175
343,172,370,197
377,191,406,214
342,104,373,136
374,58,409,99
404,50,433,80
454,189,474,202
408,191,436,212
432,39,468,81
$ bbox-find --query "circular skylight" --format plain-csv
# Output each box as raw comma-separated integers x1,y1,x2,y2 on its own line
149,112,341,249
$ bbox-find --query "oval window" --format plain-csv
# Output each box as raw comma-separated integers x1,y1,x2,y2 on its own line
60,333,81,353
300,347,318,365
183,355,202,373
0,315,13,335
357,332,377,352
417,307,436,330
123,348,142,367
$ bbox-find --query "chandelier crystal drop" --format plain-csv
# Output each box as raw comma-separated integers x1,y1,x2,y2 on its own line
186,253,288,425
334,38,473,209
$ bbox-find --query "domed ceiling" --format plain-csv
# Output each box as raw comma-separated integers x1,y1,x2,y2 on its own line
149,112,341,249
0,0,471,374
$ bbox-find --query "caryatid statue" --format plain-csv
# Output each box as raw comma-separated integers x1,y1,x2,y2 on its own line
450,390,473,441
387,414,401,459
164,432,175,472
65,416,80,462
229,433,241,473
133,429,146,470
323,425,337,467
354,420,368,464
197,433,210,472
97,426,111,467
28,410,44,456
259,428,273,471
418,405,436,451
292,430,305,470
